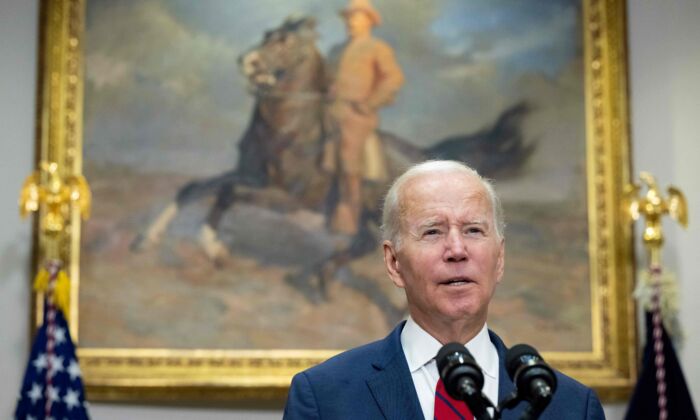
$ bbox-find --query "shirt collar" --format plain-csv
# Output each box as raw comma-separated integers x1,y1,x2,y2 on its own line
401,316,498,379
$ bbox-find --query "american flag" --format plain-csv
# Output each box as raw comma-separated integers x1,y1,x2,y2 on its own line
15,289,90,419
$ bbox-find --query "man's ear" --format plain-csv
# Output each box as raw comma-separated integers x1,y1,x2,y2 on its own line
495,239,505,284
383,240,405,288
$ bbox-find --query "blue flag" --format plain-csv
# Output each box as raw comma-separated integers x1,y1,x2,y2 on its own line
625,311,697,420
14,302,90,420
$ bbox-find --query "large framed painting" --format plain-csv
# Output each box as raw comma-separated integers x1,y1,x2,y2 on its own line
33,0,636,402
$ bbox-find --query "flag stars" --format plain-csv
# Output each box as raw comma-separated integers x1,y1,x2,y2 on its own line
48,354,65,377
63,388,81,410
15,300,90,418
67,359,82,381
33,353,48,373
27,383,43,404
53,326,66,345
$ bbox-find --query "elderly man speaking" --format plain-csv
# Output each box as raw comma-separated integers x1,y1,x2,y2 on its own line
284,161,604,420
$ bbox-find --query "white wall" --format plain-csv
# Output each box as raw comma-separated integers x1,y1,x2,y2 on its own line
1,1,698,419
0,0,39,416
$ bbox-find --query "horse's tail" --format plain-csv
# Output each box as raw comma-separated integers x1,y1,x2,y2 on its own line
425,101,535,178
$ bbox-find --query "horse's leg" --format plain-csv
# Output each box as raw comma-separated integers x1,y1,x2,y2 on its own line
317,220,378,295
198,182,236,262
199,179,324,264
133,202,179,250
286,209,375,301
323,214,405,325
130,170,239,252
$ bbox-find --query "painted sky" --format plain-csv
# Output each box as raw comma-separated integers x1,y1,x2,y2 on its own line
84,0,583,193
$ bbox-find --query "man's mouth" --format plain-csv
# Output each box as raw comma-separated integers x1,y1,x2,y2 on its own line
440,277,474,286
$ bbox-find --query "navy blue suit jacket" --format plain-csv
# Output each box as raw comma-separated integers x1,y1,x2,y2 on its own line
284,322,605,419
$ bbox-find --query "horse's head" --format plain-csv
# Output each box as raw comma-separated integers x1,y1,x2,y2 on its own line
239,16,319,92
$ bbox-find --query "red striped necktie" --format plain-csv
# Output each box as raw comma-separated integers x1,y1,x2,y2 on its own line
434,378,474,420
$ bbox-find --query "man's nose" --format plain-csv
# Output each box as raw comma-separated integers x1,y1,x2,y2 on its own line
444,229,468,262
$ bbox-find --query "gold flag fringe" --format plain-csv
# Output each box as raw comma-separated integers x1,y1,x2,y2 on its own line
33,267,71,322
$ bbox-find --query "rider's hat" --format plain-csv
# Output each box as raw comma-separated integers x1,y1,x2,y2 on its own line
340,0,382,26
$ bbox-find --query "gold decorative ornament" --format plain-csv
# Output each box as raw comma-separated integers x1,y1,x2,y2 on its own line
625,171,688,266
19,160,91,321
626,171,688,339
20,161,91,239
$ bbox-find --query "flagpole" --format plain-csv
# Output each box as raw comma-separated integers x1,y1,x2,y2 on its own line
44,261,60,418
649,263,667,420
18,160,91,419
625,171,688,420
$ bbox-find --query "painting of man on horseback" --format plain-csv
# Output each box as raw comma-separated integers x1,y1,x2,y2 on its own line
79,0,590,352
131,3,531,309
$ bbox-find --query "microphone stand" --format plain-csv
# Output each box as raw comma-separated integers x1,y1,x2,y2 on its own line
518,399,549,420
453,384,548,419
457,386,547,420
495,391,547,420
493,391,519,420
455,382,497,420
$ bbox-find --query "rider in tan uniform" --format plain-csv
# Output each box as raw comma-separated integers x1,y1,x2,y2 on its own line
323,0,404,236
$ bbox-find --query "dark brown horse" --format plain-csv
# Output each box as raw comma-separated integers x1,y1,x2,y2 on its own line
132,17,335,257
131,16,532,318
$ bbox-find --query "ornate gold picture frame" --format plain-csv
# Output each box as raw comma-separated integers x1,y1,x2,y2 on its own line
33,0,636,402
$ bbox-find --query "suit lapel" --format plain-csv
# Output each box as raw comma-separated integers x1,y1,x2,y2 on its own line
366,322,424,420
490,330,523,420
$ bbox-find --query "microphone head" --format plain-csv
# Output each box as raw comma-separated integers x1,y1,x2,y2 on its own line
436,343,473,373
505,344,557,404
436,342,484,400
505,344,542,379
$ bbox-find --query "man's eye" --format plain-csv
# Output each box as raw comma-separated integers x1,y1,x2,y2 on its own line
424,229,440,236
466,227,484,235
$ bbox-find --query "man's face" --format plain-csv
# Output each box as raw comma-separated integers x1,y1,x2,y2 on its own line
383,171,505,329
344,10,373,38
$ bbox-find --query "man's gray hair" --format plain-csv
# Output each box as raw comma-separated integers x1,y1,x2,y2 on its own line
381,160,505,246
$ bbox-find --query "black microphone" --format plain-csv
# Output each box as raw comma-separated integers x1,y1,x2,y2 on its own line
436,343,492,420
505,344,557,419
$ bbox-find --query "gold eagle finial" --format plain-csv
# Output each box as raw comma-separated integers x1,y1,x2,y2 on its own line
625,171,688,265
19,161,91,238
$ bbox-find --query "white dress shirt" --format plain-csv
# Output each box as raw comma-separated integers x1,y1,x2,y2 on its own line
400,316,499,420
